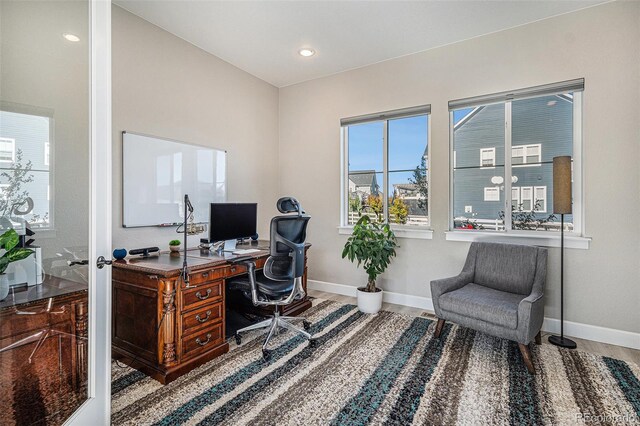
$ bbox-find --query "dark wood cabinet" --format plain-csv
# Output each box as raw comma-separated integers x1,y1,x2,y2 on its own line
0,278,88,426
111,244,311,384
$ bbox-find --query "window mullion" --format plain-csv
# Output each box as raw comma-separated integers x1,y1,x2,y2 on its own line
382,120,389,223
341,127,348,226
504,101,512,232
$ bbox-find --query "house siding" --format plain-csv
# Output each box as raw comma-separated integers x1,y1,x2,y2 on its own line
453,95,574,225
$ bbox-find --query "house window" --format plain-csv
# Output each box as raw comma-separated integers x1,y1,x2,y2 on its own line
484,187,500,201
341,105,430,227
450,79,583,234
0,138,15,163
480,148,495,167
0,109,54,230
512,144,541,166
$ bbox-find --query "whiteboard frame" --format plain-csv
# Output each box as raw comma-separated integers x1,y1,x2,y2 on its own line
121,130,227,228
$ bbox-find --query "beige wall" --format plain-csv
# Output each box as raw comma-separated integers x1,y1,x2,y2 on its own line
0,1,90,264
278,1,640,333
112,5,280,250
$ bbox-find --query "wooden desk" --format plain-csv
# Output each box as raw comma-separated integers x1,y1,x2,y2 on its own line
0,277,88,425
111,242,311,384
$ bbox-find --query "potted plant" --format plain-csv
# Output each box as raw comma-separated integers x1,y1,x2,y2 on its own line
0,229,34,300
342,215,398,314
169,239,181,253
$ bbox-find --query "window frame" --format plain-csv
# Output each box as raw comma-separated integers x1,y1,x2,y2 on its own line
480,147,496,168
340,105,432,238
447,81,587,248
512,143,541,167
0,137,16,163
0,102,55,233
483,186,500,202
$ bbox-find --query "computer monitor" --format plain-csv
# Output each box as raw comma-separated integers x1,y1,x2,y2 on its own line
209,203,257,252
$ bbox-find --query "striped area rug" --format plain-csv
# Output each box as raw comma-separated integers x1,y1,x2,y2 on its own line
111,300,640,425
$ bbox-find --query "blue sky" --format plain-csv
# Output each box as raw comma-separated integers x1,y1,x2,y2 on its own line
347,111,473,194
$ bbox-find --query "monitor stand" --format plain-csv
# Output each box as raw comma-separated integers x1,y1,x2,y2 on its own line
222,239,237,252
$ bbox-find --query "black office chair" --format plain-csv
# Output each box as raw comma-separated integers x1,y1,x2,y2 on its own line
229,197,312,359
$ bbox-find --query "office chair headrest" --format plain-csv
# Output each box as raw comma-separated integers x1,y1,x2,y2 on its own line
277,197,304,216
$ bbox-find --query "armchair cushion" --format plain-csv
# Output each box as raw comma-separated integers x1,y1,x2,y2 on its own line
439,283,525,329
474,243,539,295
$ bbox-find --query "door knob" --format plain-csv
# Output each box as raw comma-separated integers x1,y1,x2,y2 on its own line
96,256,113,269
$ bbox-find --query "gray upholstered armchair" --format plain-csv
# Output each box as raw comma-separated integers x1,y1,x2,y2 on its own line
430,242,547,373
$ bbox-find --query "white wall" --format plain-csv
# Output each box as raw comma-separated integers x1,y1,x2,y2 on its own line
0,1,90,262
112,5,280,250
278,1,640,334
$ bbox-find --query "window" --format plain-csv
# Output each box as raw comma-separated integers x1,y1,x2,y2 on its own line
0,138,15,163
0,108,53,230
450,79,583,234
484,187,500,201
480,148,495,167
512,144,541,166
341,105,430,228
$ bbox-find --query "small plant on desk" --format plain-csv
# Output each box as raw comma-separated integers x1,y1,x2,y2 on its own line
0,229,34,300
169,239,181,252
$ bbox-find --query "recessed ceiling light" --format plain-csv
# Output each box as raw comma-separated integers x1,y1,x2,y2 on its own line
63,33,80,42
298,48,315,57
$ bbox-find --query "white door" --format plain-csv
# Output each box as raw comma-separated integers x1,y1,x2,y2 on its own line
0,0,111,424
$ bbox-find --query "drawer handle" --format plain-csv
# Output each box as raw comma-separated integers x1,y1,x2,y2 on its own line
201,272,209,279
195,310,212,323
196,333,212,346
230,267,236,273
195,289,212,300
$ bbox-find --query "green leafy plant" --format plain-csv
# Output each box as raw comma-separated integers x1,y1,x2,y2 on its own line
409,156,428,212
389,197,408,224
0,229,34,274
169,239,181,246
341,215,398,292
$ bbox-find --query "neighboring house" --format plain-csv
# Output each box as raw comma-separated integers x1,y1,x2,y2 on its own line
393,183,426,216
348,170,380,199
0,109,52,229
452,94,574,225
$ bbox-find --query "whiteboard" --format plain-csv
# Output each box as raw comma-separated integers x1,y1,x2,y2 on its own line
122,131,226,227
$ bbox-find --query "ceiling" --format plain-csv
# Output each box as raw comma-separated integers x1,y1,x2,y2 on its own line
114,0,606,88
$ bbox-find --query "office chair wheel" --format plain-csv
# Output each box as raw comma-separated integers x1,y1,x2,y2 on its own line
262,348,271,360
303,320,311,331
234,334,242,345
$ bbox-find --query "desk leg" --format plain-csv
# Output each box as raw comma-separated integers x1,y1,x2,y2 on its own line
160,280,176,365
75,300,88,386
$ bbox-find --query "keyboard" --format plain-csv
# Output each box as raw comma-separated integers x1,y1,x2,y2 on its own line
232,248,260,255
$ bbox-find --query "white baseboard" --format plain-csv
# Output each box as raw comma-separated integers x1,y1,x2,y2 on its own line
308,279,640,351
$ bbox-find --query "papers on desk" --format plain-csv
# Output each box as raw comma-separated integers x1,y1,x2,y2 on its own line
232,249,261,255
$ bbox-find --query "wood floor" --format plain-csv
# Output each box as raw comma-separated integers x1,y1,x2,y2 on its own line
309,289,640,367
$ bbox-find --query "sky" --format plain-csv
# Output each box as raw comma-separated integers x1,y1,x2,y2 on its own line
348,111,473,195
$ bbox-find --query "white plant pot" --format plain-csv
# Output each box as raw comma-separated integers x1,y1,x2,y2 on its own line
169,245,181,253
0,274,9,301
356,287,383,314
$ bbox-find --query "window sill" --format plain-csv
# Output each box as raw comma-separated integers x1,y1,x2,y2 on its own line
338,225,434,240
444,230,590,249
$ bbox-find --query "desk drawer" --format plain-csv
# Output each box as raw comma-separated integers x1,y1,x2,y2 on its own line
181,323,223,360
181,302,222,335
227,257,267,277
181,281,223,312
188,267,226,286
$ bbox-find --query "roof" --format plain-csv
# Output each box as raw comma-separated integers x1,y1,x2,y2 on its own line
349,171,378,186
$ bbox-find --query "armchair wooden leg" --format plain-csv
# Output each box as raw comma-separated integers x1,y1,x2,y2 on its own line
434,319,445,338
535,331,542,345
518,343,535,374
